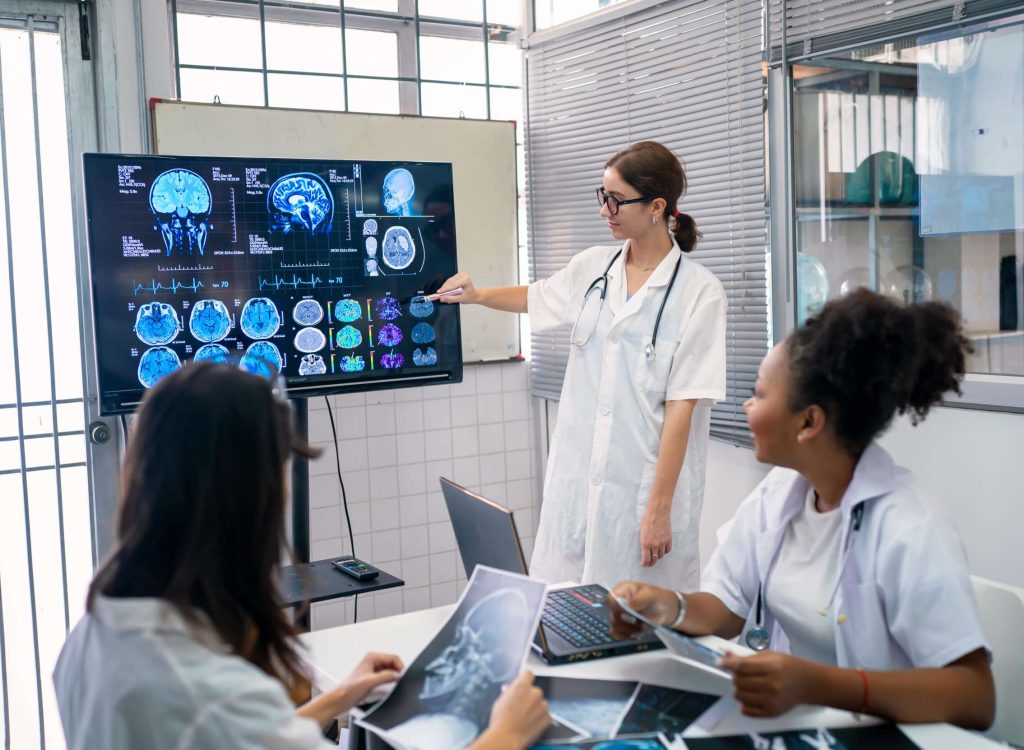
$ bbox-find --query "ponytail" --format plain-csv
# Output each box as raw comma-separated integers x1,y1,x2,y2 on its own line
787,289,971,454
671,210,701,253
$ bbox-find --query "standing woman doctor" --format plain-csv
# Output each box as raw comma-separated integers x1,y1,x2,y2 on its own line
436,141,726,589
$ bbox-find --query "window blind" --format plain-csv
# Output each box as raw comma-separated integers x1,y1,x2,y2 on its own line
524,0,768,444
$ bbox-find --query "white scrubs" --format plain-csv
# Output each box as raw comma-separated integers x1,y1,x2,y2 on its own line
527,240,727,589
702,443,989,670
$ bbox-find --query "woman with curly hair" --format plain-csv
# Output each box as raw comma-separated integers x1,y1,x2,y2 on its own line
608,289,995,729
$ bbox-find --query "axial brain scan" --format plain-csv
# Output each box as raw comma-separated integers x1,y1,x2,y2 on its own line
292,299,324,326
380,351,404,369
335,299,363,323
377,323,402,347
375,297,402,321
382,168,419,217
409,296,434,318
298,354,327,376
240,298,282,339
382,226,416,270
138,346,181,388
411,322,435,344
268,172,333,235
188,299,231,343
193,343,229,364
134,302,181,346
413,347,437,366
149,169,212,257
240,341,282,375
336,325,363,349
294,327,327,353
340,355,366,372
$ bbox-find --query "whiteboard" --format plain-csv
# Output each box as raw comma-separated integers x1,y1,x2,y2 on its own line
152,101,520,362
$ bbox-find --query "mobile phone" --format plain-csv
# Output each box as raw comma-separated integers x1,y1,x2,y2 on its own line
331,557,380,581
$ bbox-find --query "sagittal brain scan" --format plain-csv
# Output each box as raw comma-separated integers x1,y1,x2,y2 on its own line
188,299,232,342
382,168,419,217
241,341,282,375
83,153,462,414
268,172,333,235
382,226,416,270
134,302,181,346
294,327,327,353
292,299,324,326
149,169,212,257
138,346,181,388
299,354,327,376
240,298,281,339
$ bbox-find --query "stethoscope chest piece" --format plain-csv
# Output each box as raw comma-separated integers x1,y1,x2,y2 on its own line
644,343,655,361
745,626,771,652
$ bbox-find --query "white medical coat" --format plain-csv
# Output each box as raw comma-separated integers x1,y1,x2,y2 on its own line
702,443,989,670
527,240,727,589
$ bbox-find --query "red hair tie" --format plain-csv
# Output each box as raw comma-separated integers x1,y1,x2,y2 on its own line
672,209,681,218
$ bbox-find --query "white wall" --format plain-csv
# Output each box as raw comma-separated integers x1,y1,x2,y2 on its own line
698,407,1024,589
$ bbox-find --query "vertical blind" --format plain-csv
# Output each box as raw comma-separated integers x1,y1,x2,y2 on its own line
524,0,768,443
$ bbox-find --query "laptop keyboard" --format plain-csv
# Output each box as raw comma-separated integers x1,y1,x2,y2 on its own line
541,585,615,649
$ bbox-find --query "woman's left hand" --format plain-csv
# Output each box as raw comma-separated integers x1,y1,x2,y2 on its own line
639,506,672,567
719,651,819,717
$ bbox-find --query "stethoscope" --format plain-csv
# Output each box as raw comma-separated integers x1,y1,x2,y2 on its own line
744,501,866,651
570,248,682,359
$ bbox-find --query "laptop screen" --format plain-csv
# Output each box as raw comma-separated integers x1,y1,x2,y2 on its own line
439,477,529,579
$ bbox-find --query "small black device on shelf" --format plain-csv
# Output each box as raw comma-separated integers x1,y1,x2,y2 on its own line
331,556,380,581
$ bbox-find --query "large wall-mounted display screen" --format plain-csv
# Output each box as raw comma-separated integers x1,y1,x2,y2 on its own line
83,153,462,414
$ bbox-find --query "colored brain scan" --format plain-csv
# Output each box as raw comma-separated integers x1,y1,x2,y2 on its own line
409,296,434,318
294,327,327,353
336,325,363,349
268,172,333,235
362,218,378,236
292,299,324,326
240,341,282,376
377,323,402,347
193,343,229,364
298,354,326,376
134,302,181,346
149,169,212,256
340,355,365,372
188,299,231,343
380,351,404,369
375,296,402,321
411,322,435,344
382,168,419,217
413,347,437,366
240,297,281,339
138,346,181,388
382,226,416,270
335,299,362,323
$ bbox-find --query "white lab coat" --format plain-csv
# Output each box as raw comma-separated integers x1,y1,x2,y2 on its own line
702,443,989,670
527,239,727,589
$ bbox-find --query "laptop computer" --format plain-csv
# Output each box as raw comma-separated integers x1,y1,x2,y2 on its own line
439,477,663,665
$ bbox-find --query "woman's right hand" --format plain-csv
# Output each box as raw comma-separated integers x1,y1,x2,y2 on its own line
480,671,550,749
606,581,680,639
433,272,480,304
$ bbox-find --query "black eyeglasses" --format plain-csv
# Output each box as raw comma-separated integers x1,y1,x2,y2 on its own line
596,187,653,216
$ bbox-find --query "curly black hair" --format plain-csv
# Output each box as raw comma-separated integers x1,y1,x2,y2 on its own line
787,288,971,455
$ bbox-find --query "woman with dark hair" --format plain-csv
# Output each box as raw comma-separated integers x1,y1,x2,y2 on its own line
608,289,995,729
436,141,726,590
53,362,549,749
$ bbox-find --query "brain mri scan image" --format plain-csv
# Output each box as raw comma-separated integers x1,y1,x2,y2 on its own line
193,343,229,364
149,169,212,256
337,325,363,349
377,323,402,347
366,236,378,255
268,172,334,235
240,341,282,376
188,299,232,343
382,168,419,217
340,355,366,372
409,295,435,318
382,226,416,270
138,346,181,388
240,297,282,339
292,299,324,326
411,322,435,344
362,218,378,236
335,299,363,323
134,302,181,346
380,351,404,369
365,259,381,277
294,327,327,353
298,354,327,376
413,347,437,366
375,297,402,321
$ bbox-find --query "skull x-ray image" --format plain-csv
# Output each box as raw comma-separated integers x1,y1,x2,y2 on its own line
681,725,920,750
382,167,420,217
359,567,546,750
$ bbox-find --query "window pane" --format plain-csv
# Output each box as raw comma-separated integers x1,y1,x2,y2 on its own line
348,0,399,10
345,28,398,77
179,68,265,106
347,77,400,114
420,37,485,84
20,405,52,436
265,21,343,75
534,0,627,30
176,14,263,69
418,0,482,23
268,73,345,111
486,0,519,27
487,41,520,86
56,401,84,433
420,82,487,119
489,86,522,124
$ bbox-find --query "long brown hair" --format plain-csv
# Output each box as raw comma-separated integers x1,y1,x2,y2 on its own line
606,140,701,252
88,362,319,697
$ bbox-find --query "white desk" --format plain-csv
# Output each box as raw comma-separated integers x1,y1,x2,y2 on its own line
301,605,1001,750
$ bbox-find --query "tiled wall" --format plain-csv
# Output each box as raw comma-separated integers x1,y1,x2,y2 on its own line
305,361,542,629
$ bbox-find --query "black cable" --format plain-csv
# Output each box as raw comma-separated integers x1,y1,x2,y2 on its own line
325,396,357,623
